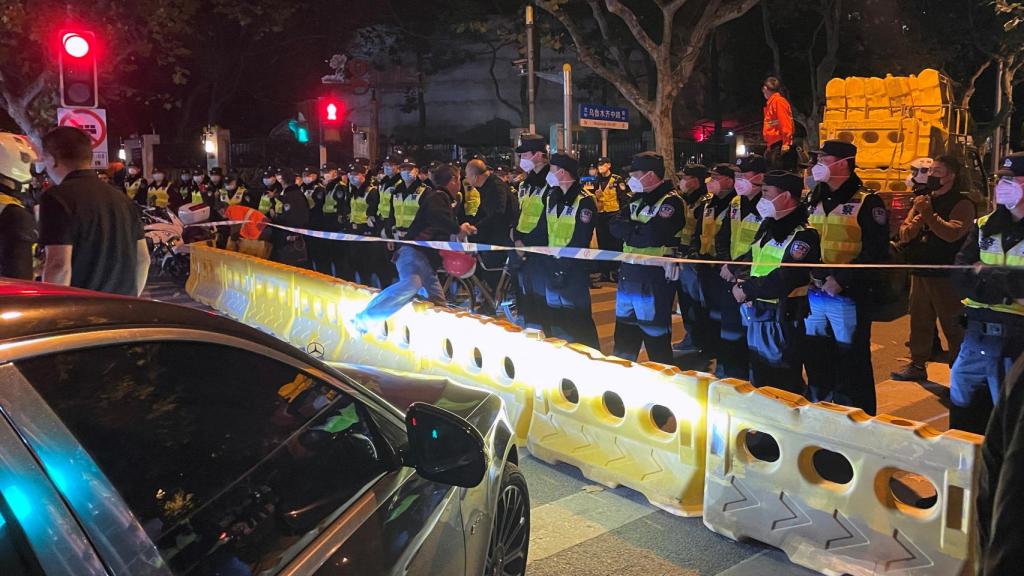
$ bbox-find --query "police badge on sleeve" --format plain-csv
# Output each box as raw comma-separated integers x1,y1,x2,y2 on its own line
789,240,810,261
658,203,675,218
580,208,593,224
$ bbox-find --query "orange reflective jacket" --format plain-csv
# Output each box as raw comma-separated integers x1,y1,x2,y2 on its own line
224,204,268,240
763,92,794,147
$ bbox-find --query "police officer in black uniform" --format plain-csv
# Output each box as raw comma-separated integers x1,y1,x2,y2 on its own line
269,168,310,267
346,162,387,285
320,162,348,278
512,134,552,332
610,152,685,363
731,171,820,393
122,161,148,205
204,166,225,207
300,166,330,273
539,153,600,348
592,156,630,282
674,163,712,355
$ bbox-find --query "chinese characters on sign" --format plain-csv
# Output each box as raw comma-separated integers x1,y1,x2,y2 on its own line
579,104,629,130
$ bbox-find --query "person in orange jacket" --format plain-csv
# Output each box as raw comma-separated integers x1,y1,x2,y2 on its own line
762,77,795,170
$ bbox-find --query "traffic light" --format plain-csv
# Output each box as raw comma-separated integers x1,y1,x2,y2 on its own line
288,118,310,144
318,97,344,143
58,29,98,108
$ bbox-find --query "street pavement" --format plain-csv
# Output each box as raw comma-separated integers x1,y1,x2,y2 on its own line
145,273,953,576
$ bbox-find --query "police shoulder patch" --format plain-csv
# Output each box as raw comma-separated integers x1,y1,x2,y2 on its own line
789,240,811,261
580,208,593,223
872,206,888,225
283,203,291,212
658,203,676,218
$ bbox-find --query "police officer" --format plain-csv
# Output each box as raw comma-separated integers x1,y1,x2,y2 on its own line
269,168,310,267
949,152,1024,434
188,167,208,206
385,158,428,242
204,167,225,207
123,161,148,204
512,134,552,331
804,140,889,414
611,152,685,363
593,156,630,283
320,162,348,278
224,173,246,206
732,171,820,393
299,166,330,273
673,163,712,355
538,153,600,348
346,162,389,286
248,166,279,215
0,133,38,280
147,167,172,208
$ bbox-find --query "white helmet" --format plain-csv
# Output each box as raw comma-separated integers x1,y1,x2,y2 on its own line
907,157,934,187
0,133,37,187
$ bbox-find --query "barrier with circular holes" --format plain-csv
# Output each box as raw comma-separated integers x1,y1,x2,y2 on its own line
527,339,713,516
703,379,982,576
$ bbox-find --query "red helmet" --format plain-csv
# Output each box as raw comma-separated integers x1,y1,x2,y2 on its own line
441,250,476,279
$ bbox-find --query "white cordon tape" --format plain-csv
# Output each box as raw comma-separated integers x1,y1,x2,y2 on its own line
192,220,1005,270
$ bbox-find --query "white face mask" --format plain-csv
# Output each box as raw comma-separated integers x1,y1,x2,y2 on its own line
400,170,414,183
262,178,275,186
706,179,722,195
128,168,140,176
226,184,237,192
757,195,795,220
181,174,191,182
383,166,395,177
519,157,535,173
811,157,852,184
192,175,204,183
545,171,561,188
627,176,644,194
153,173,164,182
734,177,753,197
303,176,316,185
996,178,1024,208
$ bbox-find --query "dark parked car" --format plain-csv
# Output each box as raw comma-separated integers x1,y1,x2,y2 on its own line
0,280,529,576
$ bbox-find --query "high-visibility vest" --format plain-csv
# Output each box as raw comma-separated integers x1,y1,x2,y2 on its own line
258,194,272,215
677,195,706,246
393,185,425,229
224,204,268,240
0,194,24,214
699,201,729,257
323,185,339,214
750,226,810,303
379,186,394,219
963,212,1024,316
303,187,316,209
125,178,143,198
149,184,170,208
351,194,370,225
463,184,481,217
808,190,867,264
546,192,589,248
228,187,246,205
729,194,763,260
594,175,623,213
516,182,546,234
191,187,204,205
623,192,680,256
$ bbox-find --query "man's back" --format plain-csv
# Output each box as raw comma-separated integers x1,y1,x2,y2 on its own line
39,170,144,295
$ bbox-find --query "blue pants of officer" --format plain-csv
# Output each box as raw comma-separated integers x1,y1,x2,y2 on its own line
948,317,1024,434
355,246,445,325
803,289,876,414
742,301,806,395
675,264,708,351
545,258,600,350
516,253,549,332
698,268,749,380
613,263,674,364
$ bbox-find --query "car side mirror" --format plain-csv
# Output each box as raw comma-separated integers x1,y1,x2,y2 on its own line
404,403,486,488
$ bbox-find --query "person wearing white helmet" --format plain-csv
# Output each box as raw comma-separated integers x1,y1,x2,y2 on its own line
0,133,38,280
905,157,934,193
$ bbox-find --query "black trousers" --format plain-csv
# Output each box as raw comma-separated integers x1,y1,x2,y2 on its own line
742,301,807,395
516,253,549,332
804,296,877,415
699,267,749,380
544,258,600,350
595,212,622,275
613,265,675,364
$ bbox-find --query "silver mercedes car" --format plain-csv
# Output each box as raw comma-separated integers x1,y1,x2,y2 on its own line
0,280,529,576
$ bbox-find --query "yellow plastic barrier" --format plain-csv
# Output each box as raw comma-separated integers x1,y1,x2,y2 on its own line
186,245,227,309
824,78,847,122
219,255,252,321
844,76,867,120
527,340,713,516
703,380,981,576
821,118,928,169
289,269,350,361
419,307,546,446
885,74,912,111
245,259,298,338
859,168,911,194
911,68,946,124
865,77,889,119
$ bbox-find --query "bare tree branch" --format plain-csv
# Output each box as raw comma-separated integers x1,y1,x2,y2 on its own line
962,58,993,109
761,0,782,78
605,0,659,55
587,0,634,81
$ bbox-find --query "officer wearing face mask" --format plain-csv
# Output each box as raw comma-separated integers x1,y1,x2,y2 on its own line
948,152,1024,434
346,162,389,286
204,167,225,207
377,155,400,229
731,171,820,393
188,167,208,206
592,156,629,283
300,166,331,274
320,162,347,278
692,163,748,378
673,163,712,355
891,155,975,383
249,166,279,215
610,152,685,363
123,161,148,205
386,158,428,241
269,168,310,267
512,134,553,331
804,139,889,414
539,153,600,348
147,168,171,208
224,173,246,206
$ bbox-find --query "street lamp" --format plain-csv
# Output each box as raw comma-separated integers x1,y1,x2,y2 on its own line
202,127,216,155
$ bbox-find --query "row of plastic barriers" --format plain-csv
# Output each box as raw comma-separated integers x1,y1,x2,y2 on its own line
186,244,983,576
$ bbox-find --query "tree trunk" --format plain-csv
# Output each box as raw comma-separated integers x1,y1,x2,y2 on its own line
416,50,427,144
650,98,676,182
761,0,782,78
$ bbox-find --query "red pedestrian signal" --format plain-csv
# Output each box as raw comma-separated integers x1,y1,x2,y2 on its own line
58,29,98,108
326,102,338,121
320,98,344,125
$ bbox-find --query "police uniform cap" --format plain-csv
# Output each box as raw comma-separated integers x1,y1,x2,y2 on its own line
996,152,1024,177
301,166,319,176
226,172,240,183
353,157,370,166
763,171,804,197
192,166,206,175
428,160,443,172
381,155,399,165
815,139,858,160
735,154,767,174
710,163,738,178
550,153,579,178
126,160,140,168
261,166,276,178
209,166,223,176
495,165,510,174
597,156,611,165
151,167,164,174
348,163,368,175
681,163,709,179
321,162,339,172
277,168,296,182
398,157,417,169
515,133,547,154
626,152,665,178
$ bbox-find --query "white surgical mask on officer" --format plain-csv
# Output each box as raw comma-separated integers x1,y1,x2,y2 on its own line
303,175,316,185
545,170,560,188
705,179,722,195
262,177,274,187
811,156,852,184
734,177,756,197
128,167,140,177
152,172,164,183
519,155,535,173
226,183,237,192
192,175,204,184
383,165,395,177
627,171,659,194
995,177,1024,209
400,169,414,184
180,173,191,183
756,190,796,220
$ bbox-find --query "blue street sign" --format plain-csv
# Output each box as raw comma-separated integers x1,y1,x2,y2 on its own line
579,104,629,130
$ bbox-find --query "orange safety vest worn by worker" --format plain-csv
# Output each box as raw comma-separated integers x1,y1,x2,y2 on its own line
763,92,794,148
224,204,268,240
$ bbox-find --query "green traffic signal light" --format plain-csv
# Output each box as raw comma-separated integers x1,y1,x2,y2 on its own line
287,119,310,144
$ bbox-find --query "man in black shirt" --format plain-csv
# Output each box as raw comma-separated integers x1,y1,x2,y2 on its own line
464,159,511,291
0,133,38,280
268,168,310,268
38,127,148,296
350,163,473,334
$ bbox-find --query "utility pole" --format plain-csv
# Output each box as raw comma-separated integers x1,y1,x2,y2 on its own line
563,63,572,152
526,5,536,135
994,60,1004,174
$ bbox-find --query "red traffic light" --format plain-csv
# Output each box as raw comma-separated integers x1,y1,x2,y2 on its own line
320,98,344,125
62,32,91,58
326,102,338,121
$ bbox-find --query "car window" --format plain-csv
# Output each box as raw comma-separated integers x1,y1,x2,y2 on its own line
16,341,391,575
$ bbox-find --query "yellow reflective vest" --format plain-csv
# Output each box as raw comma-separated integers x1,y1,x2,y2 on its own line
623,192,680,256
594,175,623,214
750,226,810,303
546,191,590,248
393,183,426,229
808,190,867,265
729,194,764,260
963,212,1024,316
699,199,729,257
517,181,546,234
148,184,170,208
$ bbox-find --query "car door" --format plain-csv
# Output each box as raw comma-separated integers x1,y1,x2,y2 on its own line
0,328,463,576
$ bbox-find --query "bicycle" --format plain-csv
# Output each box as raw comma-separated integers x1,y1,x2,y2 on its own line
438,252,519,324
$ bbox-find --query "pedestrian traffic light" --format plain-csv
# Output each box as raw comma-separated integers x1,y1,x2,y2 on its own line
288,118,310,144
319,98,344,126
58,29,98,108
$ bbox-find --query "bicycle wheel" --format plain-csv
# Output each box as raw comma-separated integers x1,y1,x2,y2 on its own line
444,275,476,310
495,271,521,325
